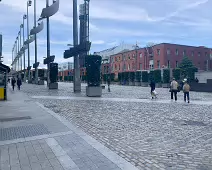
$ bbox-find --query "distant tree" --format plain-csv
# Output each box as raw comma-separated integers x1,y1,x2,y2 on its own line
135,71,141,82
142,71,148,82
153,69,162,83
178,56,198,80
129,72,135,82
172,68,181,80
163,69,170,83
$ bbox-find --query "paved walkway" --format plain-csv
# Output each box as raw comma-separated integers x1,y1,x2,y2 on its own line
0,88,138,170
31,95,212,106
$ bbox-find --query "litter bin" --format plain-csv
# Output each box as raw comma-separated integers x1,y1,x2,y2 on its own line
0,73,6,100
0,63,10,100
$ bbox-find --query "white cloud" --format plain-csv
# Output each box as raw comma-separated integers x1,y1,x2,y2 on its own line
92,40,105,45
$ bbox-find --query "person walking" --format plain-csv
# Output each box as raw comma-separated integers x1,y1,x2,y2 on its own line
17,77,22,90
150,80,156,99
170,78,178,101
107,77,111,92
11,77,16,91
183,80,190,103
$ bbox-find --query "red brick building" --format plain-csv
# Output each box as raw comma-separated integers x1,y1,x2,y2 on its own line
110,43,212,76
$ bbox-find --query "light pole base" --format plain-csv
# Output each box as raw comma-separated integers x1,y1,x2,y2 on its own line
74,80,81,92
38,80,44,85
49,82,58,89
86,86,102,97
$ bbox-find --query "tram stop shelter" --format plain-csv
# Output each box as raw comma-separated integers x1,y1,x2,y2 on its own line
0,63,10,100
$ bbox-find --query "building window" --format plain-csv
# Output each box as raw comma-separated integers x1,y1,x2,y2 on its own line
115,64,117,70
140,53,142,58
133,54,135,58
140,64,142,70
198,52,201,57
205,52,208,57
167,49,170,55
167,60,170,68
191,51,194,57
176,49,178,55
157,49,160,55
128,64,130,70
133,63,136,70
128,55,131,60
157,61,160,69
176,61,178,67
123,55,126,61
183,50,186,56
123,64,126,71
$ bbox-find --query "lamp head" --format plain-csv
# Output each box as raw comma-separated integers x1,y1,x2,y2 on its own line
23,14,27,19
20,24,23,28
28,0,32,6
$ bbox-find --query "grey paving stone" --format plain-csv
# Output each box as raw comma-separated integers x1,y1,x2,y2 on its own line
28,155,39,164
20,165,32,170
10,83,212,170
30,162,42,170
45,151,56,159
10,165,21,170
48,158,62,167
52,165,65,170
39,159,52,169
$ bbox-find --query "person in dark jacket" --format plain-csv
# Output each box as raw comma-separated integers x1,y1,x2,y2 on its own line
11,77,16,91
149,80,156,99
107,77,111,92
17,78,22,90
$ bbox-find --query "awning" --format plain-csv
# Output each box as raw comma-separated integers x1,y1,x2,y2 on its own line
0,63,10,73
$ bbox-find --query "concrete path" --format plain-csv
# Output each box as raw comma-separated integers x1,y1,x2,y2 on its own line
0,88,138,170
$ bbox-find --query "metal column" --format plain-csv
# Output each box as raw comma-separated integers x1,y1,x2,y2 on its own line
34,0,38,84
27,3,31,81
46,0,50,87
73,0,81,92
23,16,26,82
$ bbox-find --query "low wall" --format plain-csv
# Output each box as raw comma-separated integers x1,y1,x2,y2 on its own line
190,79,212,92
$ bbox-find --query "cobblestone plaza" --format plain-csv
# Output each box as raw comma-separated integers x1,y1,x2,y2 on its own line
18,83,212,170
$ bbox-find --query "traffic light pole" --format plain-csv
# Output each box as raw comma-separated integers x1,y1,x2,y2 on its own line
73,0,81,92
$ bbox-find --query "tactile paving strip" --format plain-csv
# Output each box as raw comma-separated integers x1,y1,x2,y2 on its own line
0,124,50,141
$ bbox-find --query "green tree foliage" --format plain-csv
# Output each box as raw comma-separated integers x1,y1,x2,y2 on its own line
118,73,122,82
135,71,141,82
142,71,148,82
148,70,154,82
129,72,135,82
153,69,162,83
172,68,181,80
110,73,115,81
123,72,129,82
178,56,198,80
163,69,170,83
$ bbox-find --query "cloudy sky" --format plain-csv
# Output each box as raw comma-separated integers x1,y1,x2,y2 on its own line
0,0,212,67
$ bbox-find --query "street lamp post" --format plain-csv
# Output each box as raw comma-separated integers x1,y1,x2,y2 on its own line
17,36,19,72
46,0,50,87
14,40,17,71
73,0,81,92
34,0,38,84
19,27,22,72
23,14,27,82
27,0,32,81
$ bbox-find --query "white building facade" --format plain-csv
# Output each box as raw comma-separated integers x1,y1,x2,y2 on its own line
58,62,74,71
94,43,135,62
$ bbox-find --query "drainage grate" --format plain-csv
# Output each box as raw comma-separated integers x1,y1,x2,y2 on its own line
0,116,31,122
0,124,50,141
